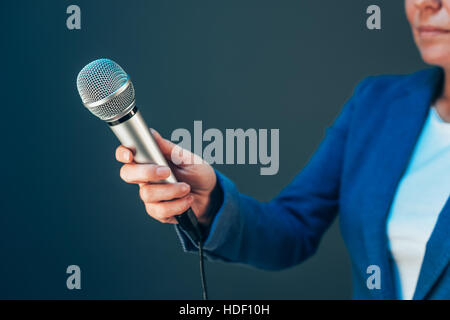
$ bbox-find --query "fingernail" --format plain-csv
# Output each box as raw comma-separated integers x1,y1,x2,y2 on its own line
180,183,189,192
156,166,170,177
123,151,130,162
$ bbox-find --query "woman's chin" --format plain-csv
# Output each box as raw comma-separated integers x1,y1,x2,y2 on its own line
420,49,450,67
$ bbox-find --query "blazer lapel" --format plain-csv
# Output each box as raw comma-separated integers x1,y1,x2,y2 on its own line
413,198,450,300
361,67,444,299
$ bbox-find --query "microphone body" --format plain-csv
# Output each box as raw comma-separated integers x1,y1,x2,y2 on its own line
109,107,177,183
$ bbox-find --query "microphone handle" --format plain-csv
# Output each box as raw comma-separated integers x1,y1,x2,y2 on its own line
109,108,203,243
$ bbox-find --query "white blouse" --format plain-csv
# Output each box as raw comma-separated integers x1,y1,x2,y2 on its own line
386,107,450,300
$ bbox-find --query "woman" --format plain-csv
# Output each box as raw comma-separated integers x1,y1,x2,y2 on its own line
115,0,450,299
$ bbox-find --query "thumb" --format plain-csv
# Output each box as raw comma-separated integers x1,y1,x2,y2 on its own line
151,128,203,166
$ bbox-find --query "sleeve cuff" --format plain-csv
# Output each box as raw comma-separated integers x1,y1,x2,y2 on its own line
175,169,240,257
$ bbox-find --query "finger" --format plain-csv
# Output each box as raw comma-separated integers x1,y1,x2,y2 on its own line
144,195,194,223
120,163,171,184
151,128,203,166
163,217,178,224
139,182,191,203
150,128,177,158
116,146,134,163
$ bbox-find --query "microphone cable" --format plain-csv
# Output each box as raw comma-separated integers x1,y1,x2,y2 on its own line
176,210,209,300
194,184,222,300
198,241,208,300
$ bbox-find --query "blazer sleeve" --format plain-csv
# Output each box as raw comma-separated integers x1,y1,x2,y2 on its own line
175,78,369,270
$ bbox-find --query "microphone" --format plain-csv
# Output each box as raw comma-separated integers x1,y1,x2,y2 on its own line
76,58,203,244
76,58,209,300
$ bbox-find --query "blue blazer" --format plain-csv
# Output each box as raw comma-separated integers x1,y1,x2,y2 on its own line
176,67,449,299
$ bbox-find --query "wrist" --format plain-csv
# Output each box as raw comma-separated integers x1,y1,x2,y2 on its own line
198,179,223,228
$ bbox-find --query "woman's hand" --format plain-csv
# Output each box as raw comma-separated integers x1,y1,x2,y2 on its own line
115,129,218,227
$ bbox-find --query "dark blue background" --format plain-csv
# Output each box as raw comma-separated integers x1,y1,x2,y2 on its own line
0,0,427,299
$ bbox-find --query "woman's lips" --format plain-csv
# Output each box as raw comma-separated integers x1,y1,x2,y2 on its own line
417,26,450,38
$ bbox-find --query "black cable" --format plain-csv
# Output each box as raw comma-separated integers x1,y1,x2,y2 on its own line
198,241,208,300
174,208,209,299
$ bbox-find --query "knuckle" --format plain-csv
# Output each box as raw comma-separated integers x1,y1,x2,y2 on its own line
140,185,154,202
139,186,148,202
159,218,170,224
153,209,167,222
155,211,168,222
119,165,128,181
145,204,156,217
146,204,163,220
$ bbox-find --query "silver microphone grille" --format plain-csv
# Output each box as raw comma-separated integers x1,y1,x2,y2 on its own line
76,58,135,122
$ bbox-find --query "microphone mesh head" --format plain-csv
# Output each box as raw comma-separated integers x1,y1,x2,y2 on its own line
77,58,135,121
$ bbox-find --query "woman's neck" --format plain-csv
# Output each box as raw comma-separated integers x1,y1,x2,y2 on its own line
435,68,450,122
